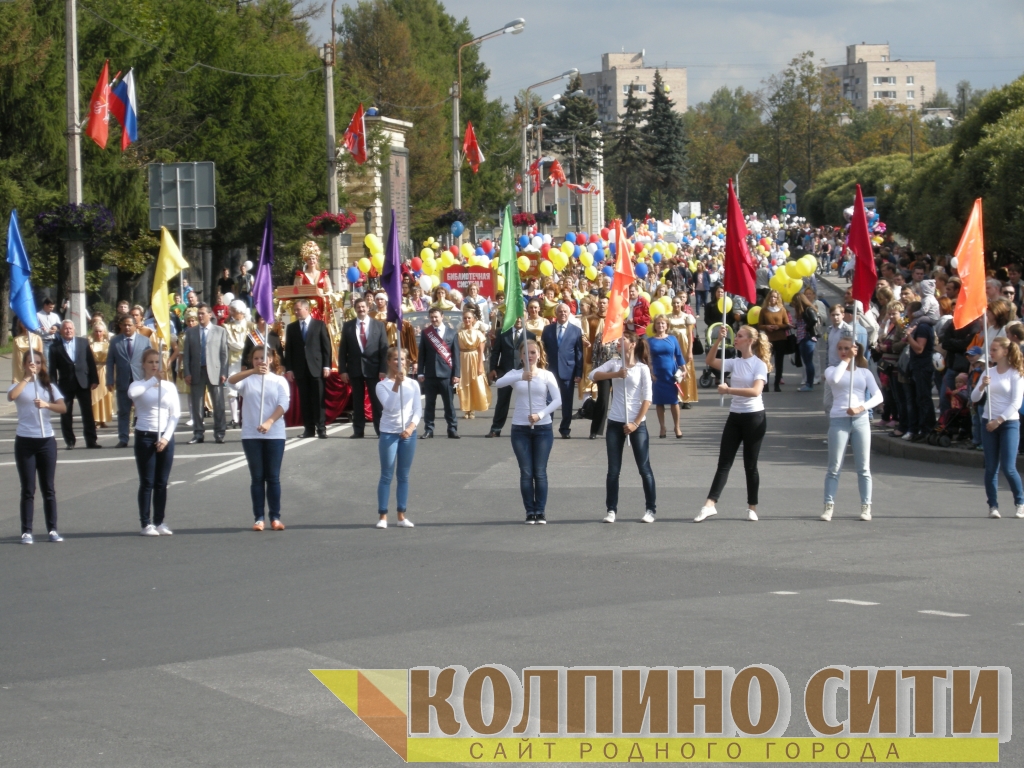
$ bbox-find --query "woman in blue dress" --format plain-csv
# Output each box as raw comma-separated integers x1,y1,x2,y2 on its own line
647,314,685,438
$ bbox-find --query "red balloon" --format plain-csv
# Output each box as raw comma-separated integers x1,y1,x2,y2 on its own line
633,242,644,255
481,239,493,253
601,228,610,240
449,245,459,257
540,243,551,257
410,257,423,271
589,234,599,244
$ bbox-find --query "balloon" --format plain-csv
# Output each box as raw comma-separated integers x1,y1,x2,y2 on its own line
540,243,551,258
561,241,574,256
441,282,451,292
532,236,543,249
717,296,733,314
542,234,552,244
587,243,598,254
601,228,610,240
371,253,384,272
475,247,485,256
539,260,554,276
460,242,475,259
496,276,505,292
411,256,423,271
481,239,493,253
635,263,649,278
418,249,431,262
440,252,456,269
573,245,581,259
421,259,436,276
518,255,530,272
491,257,499,270
652,252,662,263
640,291,651,303
747,306,761,324
950,257,959,269
769,272,787,291
581,253,594,267
363,234,377,250
449,245,459,257
650,301,666,317
357,257,371,274
634,242,644,255
450,221,465,237
565,232,576,244
346,266,361,284
785,261,802,279
518,235,530,249
419,275,432,292
798,255,816,277
609,242,616,255
589,234,599,244
602,265,614,277
430,274,440,289
594,249,605,262
585,265,598,281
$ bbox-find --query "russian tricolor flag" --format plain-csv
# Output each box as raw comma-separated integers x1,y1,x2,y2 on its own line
109,69,138,151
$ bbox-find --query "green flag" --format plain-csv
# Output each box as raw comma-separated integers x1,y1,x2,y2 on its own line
499,206,525,333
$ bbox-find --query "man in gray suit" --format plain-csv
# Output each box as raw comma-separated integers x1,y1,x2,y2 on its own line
107,315,150,448
183,303,229,444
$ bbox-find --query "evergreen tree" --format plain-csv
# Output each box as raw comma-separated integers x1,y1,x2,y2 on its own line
605,84,649,220
642,70,687,218
542,74,602,182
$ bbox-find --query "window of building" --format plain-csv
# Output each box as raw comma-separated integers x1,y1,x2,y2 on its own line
873,76,896,85
906,76,915,84
881,55,888,62
906,90,915,99
873,91,897,99
635,84,647,93
855,77,861,84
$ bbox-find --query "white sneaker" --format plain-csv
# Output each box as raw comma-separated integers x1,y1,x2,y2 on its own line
602,511,616,523
21,533,33,545
535,516,547,524
641,510,656,523
901,432,914,441
48,530,64,542
1015,505,1024,519
989,508,1001,519
140,524,160,536
821,503,834,522
375,518,388,529
747,509,759,522
186,418,194,427
156,523,174,536
860,505,872,521
395,518,414,528
694,506,718,523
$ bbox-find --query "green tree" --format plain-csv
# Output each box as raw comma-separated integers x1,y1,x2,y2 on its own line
543,73,602,182
642,70,687,218
605,84,649,219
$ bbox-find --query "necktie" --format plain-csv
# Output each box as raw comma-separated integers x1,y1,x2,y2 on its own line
127,336,134,360
302,320,308,341
359,320,367,349
199,328,206,365
557,324,564,344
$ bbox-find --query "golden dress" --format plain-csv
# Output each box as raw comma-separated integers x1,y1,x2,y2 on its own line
525,317,547,340
90,339,114,423
667,313,698,403
374,310,418,369
456,327,490,415
11,334,44,383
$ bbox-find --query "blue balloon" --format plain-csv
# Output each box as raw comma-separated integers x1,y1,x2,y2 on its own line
518,235,529,249
594,249,605,262
572,245,581,259
346,266,361,283
564,232,577,244
635,263,649,278
602,265,614,277
450,221,465,237
441,282,452,291
475,247,485,256
609,242,616,255
652,252,662,263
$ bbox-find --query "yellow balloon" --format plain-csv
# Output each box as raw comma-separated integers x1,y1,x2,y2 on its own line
784,261,802,279
440,252,456,269
430,274,440,289
769,271,787,291
421,259,436,276
645,323,656,337
371,253,384,272
551,252,568,271
650,301,667,317
431,241,440,250
560,241,574,256
640,291,651,303
363,234,377,250
747,305,761,324
717,296,733,314
491,257,499,270
581,253,594,267
517,255,530,273
658,297,673,314
357,257,371,274
419,248,433,261
497,276,505,292
460,242,475,260
585,265,598,281
539,260,554,276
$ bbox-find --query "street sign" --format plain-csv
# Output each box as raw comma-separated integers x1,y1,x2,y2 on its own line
783,179,797,193
863,196,877,210
148,162,217,231
785,202,798,215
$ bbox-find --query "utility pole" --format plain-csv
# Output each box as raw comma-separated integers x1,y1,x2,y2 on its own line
322,42,341,290
451,81,462,210
65,0,87,335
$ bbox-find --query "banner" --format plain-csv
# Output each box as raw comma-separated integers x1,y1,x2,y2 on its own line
441,265,495,299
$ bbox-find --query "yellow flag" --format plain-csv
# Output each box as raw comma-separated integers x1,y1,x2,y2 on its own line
152,227,189,343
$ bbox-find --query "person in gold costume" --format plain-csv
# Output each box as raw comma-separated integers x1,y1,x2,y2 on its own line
456,308,490,418
524,298,548,339
373,292,418,371
89,321,114,428
11,319,44,384
667,295,698,408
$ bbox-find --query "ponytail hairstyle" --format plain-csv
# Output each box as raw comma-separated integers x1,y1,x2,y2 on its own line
741,325,773,372
623,329,650,367
991,336,1024,378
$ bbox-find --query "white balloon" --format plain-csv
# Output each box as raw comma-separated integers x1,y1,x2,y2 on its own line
243,260,253,271
542,234,552,244
531,236,543,249
419,275,432,292
950,257,959,269
587,243,598,254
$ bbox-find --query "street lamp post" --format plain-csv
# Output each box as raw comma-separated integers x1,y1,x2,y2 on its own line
520,69,577,213
735,153,758,199
64,0,87,335
452,18,524,214
322,0,342,289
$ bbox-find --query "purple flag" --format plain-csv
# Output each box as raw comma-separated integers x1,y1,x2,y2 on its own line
382,210,403,323
252,204,275,325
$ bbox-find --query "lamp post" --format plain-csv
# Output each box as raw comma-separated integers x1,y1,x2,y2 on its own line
735,153,758,199
452,18,525,214
520,69,577,213
322,0,341,289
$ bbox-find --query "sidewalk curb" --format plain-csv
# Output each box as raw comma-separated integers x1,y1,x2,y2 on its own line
872,431,1024,470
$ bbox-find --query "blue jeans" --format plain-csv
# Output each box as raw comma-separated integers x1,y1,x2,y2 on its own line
980,419,1023,509
824,413,872,505
378,431,417,513
799,338,816,387
117,389,133,444
134,430,174,527
242,439,285,521
510,423,553,516
606,421,656,513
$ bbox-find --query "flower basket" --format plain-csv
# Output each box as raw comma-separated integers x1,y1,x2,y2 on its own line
512,212,536,228
307,211,357,237
533,211,556,226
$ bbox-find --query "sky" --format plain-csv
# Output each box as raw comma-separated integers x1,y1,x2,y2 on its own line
305,0,1024,108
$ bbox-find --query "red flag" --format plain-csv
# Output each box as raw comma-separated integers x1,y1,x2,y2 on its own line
343,104,367,165
462,121,485,174
602,220,635,344
85,60,111,149
849,184,878,308
548,160,567,187
952,199,986,330
722,179,757,304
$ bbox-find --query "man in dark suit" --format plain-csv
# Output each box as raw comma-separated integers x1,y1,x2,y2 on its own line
182,303,229,444
107,314,151,448
486,317,535,438
49,319,101,450
541,302,583,438
284,298,333,438
338,296,388,438
416,307,460,438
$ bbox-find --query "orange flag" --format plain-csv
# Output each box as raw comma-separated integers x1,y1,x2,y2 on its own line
602,219,635,344
952,199,986,330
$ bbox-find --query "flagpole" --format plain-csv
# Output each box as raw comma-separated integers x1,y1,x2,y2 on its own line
984,311,991,421
849,300,857,403
525,327,534,430
29,337,45,434
157,338,164,440
720,292,728,408
396,316,404,425
256,325,267,426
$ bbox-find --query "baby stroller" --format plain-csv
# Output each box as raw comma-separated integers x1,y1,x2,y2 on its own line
698,323,735,389
927,393,972,447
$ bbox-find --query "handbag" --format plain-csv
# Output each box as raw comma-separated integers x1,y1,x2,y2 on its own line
692,337,704,356
580,396,596,420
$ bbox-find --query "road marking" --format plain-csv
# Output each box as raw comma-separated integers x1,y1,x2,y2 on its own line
196,423,349,482
919,610,969,618
0,451,244,467
829,599,879,606
772,591,799,595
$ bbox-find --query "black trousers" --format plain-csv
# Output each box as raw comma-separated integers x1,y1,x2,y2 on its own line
15,435,58,534
770,341,787,386
350,376,382,435
134,430,174,527
590,378,611,437
555,375,575,436
60,383,98,447
295,373,326,433
422,376,456,434
490,383,513,433
707,411,768,506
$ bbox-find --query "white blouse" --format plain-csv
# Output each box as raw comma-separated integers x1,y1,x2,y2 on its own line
825,362,884,419
494,368,562,426
127,378,181,441
972,365,1024,422
590,359,652,424
235,373,290,440
376,377,423,434
8,381,64,439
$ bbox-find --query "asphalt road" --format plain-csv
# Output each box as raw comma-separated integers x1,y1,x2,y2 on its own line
2,303,1022,766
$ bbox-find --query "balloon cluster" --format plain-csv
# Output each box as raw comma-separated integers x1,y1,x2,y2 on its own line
768,255,817,303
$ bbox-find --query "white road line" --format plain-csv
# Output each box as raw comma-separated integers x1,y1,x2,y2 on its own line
0,451,244,467
919,610,969,618
772,591,799,595
196,423,349,483
829,599,879,606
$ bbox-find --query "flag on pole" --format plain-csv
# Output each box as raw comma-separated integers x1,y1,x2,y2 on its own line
6,211,40,333
625,213,635,238
343,104,368,165
252,204,275,324
953,198,987,330
548,160,567,187
109,68,138,151
151,227,189,344
85,60,111,149
722,178,757,305
383,211,403,324
462,121,485,174
499,206,525,333
602,219,635,344
849,184,879,309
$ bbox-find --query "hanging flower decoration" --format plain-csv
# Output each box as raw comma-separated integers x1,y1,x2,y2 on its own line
512,212,536,227
307,211,357,236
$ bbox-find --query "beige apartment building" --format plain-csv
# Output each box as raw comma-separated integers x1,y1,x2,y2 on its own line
580,52,687,125
824,44,936,111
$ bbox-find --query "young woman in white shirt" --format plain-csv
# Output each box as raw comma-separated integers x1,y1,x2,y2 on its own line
9,351,67,543
375,347,422,529
821,338,884,522
695,325,772,523
494,339,562,524
228,346,290,531
972,336,1024,519
591,330,656,523
128,348,181,536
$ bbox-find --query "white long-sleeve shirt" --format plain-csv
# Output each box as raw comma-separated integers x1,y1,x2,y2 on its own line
235,373,290,440
590,359,652,424
127,377,181,441
376,377,423,434
971,365,1024,422
494,368,561,426
825,362,884,419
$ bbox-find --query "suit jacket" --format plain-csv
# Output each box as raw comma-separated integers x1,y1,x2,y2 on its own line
417,324,460,379
182,323,229,383
541,322,583,382
284,317,332,379
49,336,98,392
106,332,150,391
490,327,536,377
338,316,388,379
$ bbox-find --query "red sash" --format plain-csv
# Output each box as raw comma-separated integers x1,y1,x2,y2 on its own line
426,327,452,368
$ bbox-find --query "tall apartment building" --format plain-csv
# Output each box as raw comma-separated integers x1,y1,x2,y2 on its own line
824,44,936,111
579,52,687,125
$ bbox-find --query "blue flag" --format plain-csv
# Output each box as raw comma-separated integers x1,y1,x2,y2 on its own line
382,210,403,324
625,213,635,238
6,211,40,332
